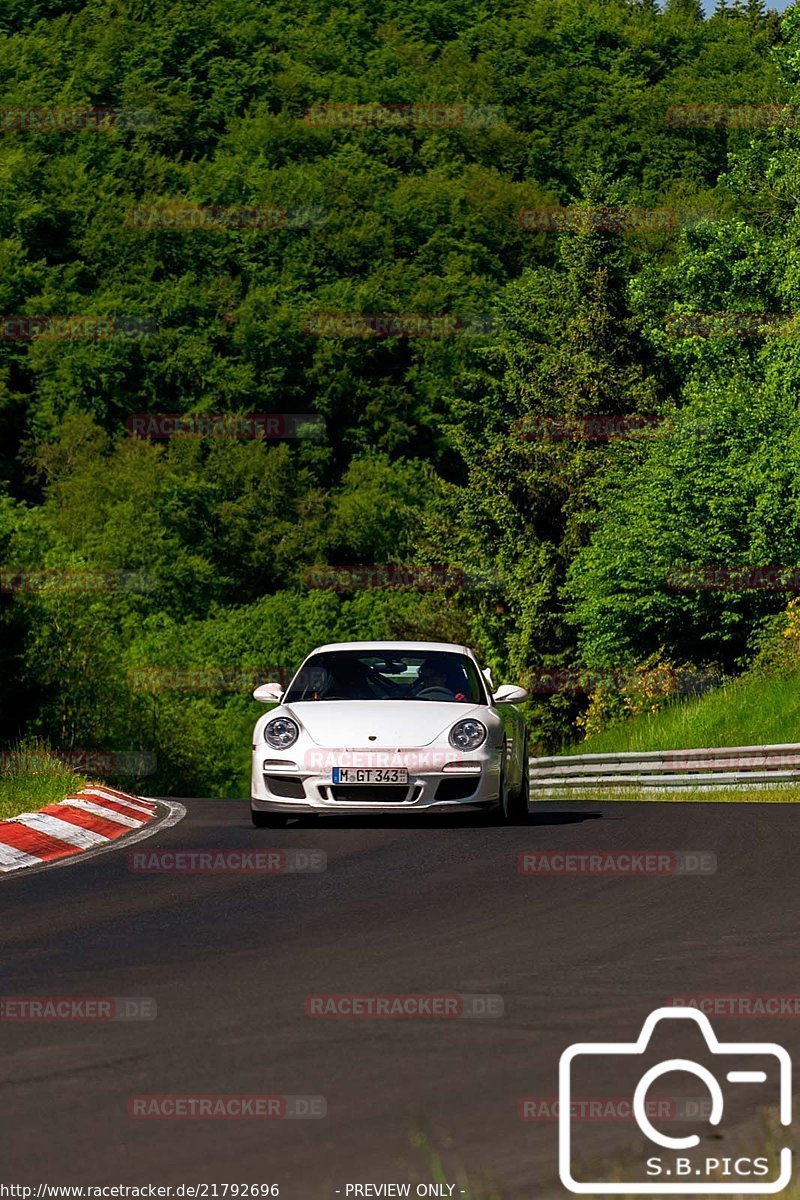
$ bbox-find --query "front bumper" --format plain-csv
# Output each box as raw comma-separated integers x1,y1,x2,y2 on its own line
250,747,503,815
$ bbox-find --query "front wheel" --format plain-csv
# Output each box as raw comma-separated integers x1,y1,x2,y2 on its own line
251,808,290,829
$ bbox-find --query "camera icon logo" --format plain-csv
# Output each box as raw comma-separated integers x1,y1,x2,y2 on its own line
559,1007,792,1193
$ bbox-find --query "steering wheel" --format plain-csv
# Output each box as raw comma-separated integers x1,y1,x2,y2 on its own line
414,686,454,700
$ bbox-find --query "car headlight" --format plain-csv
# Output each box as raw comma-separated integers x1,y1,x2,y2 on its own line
449,719,487,751
264,716,299,750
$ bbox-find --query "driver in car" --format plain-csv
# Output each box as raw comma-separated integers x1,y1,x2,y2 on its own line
410,658,466,701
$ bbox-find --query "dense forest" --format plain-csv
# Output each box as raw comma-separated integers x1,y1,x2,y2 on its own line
2,0,799,795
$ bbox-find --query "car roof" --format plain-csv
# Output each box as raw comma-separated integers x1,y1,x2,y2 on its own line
306,640,473,656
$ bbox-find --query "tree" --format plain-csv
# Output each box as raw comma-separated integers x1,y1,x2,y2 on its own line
0,0,789,766
665,0,704,18
565,378,800,672
429,176,666,742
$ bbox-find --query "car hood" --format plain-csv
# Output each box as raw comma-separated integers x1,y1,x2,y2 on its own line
284,700,484,747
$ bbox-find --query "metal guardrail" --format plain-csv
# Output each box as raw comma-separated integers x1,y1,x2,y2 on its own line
528,742,800,792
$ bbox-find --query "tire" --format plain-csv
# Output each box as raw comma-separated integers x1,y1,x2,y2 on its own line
504,732,530,825
492,749,509,825
251,808,290,828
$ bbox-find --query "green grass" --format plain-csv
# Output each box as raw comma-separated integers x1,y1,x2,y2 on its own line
416,1113,797,1200
534,785,800,803
564,670,800,756
0,744,87,821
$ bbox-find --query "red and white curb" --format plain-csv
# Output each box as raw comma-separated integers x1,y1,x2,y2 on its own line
0,786,183,874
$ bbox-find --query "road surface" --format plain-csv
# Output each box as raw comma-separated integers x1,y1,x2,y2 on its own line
2,799,797,1197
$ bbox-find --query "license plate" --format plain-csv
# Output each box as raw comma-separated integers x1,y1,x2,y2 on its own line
332,768,409,784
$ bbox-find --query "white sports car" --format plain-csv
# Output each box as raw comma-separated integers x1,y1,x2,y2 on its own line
250,640,530,825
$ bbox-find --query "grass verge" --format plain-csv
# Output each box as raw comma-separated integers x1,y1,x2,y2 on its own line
0,744,87,821
564,671,800,756
533,785,800,803
415,1113,797,1199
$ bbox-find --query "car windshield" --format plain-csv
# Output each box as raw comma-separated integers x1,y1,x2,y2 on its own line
284,650,486,704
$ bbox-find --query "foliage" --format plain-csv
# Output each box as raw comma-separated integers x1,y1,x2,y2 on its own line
1,0,798,785
0,739,87,820
564,668,800,756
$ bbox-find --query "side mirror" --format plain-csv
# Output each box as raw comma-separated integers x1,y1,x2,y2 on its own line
253,682,284,703
493,683,530,704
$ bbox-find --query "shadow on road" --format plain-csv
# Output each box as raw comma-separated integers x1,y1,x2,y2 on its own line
530,810,603,825
262,809,606,830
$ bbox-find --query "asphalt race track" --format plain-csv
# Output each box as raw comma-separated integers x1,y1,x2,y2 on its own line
2,799,798,1197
